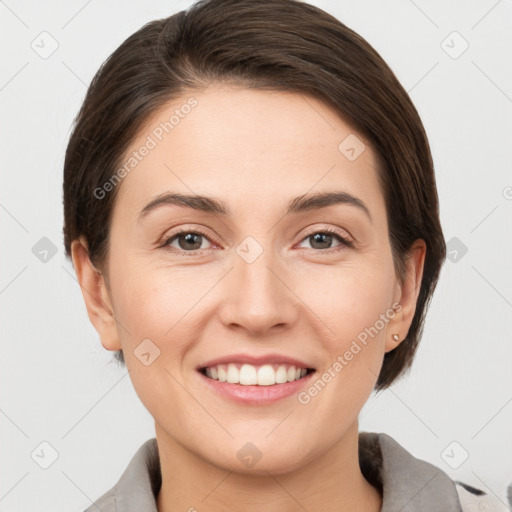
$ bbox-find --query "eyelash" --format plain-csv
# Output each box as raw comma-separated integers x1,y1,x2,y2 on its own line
160,227,353,256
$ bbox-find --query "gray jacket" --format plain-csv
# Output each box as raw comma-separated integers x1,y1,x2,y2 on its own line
83,432,506,511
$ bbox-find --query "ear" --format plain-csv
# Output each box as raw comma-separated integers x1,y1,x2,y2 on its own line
385,239,427,353
70,236,122,352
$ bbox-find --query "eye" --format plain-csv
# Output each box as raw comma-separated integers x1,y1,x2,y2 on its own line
160,226,353,256
161,229,215,255
297,228,353,251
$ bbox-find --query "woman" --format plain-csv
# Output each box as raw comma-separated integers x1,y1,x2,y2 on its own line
63,0,496,510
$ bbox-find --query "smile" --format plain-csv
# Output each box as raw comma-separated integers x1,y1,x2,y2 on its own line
200,363,314,386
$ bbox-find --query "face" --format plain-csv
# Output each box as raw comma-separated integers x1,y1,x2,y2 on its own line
74,85,424,475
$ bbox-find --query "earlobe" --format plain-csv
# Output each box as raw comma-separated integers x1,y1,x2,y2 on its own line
385,239,426,353
70,236,122,352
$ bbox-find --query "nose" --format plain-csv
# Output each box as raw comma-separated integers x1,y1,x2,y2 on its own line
218,244,299,336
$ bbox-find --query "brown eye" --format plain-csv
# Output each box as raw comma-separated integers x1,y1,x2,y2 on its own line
162,230,214,254
309,232,335,250
176,233,204,250
298,229,352,251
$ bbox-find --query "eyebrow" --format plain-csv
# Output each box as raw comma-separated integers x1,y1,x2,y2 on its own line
137,190,372,223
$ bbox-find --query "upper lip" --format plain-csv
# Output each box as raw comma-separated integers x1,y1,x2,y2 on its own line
197,353,315,370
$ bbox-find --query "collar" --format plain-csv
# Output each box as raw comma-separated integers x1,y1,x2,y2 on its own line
359,432,463,511
94,432,462,511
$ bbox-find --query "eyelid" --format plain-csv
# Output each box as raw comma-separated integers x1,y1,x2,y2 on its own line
158,225,218,249
296,226,354,252
299,224,353,243
159,223,355,254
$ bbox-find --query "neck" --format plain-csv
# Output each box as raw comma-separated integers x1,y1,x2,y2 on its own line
155,421,382,512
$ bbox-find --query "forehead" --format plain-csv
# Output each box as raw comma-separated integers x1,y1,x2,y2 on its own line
112,86,384,223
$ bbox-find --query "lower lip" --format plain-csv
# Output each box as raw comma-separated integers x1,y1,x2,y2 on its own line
198,371,315,405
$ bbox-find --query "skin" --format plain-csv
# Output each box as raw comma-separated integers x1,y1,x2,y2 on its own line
72,85,425,512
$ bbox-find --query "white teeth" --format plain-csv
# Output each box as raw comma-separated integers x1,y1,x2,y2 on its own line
227,363,239,384
257,365,275,386
239,364,257,385
203,363,310,386
275,365,288,384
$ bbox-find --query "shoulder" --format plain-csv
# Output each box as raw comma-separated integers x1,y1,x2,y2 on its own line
360,432,509,512
83,488,116,512
455,480,510,512
82,438,160,512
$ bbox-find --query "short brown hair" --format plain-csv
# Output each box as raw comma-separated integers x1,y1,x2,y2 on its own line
63,0,446,392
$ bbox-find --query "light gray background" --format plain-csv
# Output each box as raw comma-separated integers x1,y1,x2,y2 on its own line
1,1,511,510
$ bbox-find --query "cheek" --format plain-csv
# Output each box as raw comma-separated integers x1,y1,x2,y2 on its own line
111,257,195,333
299,258,396,339
298,269,395,421
112,266,200,429
298,256,396,400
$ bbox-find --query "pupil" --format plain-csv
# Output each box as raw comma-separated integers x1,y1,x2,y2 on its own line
177,233,333,251
180,233,201,250
311,233,331,249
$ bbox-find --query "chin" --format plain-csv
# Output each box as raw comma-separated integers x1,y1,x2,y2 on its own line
202,437,314,476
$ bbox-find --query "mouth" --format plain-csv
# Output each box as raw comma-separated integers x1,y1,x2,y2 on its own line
196,352,317,405
199,363,315,386
197,357,317,405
